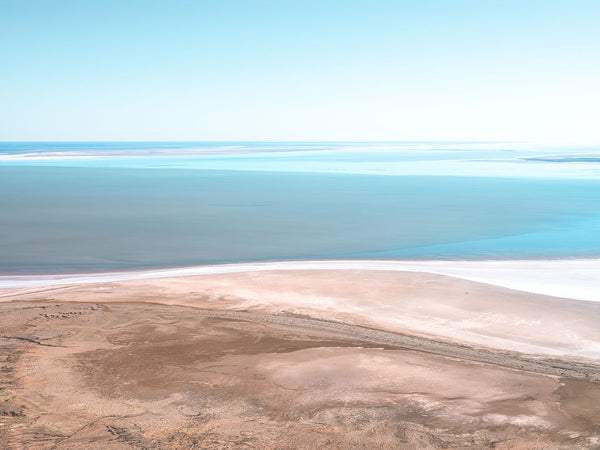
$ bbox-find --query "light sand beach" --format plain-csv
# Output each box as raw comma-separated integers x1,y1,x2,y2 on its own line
3,267,600,360
3,258,600,301
1,263,599,448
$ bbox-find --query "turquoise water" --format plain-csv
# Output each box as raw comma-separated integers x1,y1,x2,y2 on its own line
1,142,599,272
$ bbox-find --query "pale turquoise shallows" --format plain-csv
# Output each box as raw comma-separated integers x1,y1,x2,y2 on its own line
1,142,599,272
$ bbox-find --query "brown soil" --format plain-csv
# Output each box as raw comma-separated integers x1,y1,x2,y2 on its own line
1,300,599,449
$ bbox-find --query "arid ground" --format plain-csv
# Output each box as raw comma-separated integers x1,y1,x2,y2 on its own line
1,270,599,449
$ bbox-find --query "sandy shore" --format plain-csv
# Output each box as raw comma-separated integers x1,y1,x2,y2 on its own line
2,258,600,301
1,265,599,448
3,268,600,360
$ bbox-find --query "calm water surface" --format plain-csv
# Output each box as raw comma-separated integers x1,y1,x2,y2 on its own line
1,142,599,272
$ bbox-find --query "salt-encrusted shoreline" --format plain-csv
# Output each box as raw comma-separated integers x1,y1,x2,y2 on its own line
2,258,599,301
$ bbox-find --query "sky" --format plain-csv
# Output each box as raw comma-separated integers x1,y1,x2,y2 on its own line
1,0,599,142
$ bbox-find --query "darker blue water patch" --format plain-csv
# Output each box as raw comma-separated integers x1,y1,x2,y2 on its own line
522,155,600,162
1,166,600,272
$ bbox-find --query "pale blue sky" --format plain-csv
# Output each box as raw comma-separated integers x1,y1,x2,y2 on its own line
1,0,599,142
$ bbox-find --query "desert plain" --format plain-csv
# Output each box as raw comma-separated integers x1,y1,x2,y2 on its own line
1,268,599,449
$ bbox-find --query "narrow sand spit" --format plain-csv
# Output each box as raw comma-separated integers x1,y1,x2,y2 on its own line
1,267,599,448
